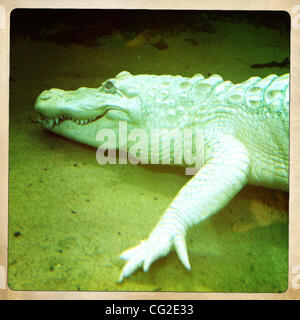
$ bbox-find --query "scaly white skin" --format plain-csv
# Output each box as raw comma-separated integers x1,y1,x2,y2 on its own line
118,134,251,282
34,71,289,282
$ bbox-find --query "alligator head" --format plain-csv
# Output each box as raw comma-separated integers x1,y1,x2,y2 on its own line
35,71,145,148
35,71,219,150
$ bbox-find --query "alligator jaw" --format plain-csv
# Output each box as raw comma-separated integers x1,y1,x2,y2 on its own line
34,85,119,130
35,108,116,148
36,112,103,129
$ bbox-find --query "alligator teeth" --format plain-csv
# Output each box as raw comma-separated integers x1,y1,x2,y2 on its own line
38,114,99,127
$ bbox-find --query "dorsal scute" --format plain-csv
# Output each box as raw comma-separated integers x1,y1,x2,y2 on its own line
115,70,133,79
226,76,260,107
246,75,276,109
192,73,205,80
263,74,289,112
244,74,289,111
213,80,233,96
190,74,224,102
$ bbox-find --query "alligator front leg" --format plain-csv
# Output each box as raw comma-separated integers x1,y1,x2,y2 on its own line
118,134,251,282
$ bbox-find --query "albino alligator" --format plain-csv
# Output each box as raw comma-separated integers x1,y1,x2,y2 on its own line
34,71,289,282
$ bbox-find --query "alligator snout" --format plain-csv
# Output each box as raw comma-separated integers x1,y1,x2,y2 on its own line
35,88,67,118
39,88,65,100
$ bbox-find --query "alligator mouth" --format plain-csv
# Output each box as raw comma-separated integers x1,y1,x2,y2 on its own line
37,109,111,128
37,113,102,128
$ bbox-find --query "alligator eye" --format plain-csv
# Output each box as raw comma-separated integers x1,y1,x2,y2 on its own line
104,81,116,91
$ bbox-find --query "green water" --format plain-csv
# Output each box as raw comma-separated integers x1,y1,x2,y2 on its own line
8,11,289,292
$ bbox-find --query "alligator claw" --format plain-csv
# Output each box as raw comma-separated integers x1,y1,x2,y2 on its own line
118,228,190,283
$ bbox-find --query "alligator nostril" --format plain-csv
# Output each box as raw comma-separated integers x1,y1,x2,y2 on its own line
39,91,51,100
40,95,51,101
49,88,65,95
40,88,64,100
